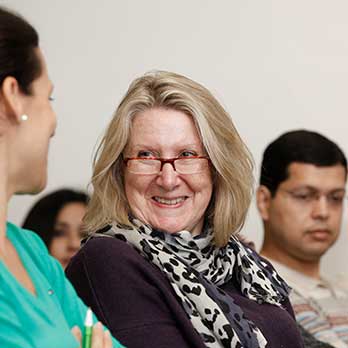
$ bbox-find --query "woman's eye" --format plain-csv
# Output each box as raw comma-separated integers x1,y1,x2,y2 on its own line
180,151,197,157
53,229,67,238
137,151,154,158
49,96,55,102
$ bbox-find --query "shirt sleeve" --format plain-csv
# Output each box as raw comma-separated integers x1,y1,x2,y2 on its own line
28,230,125,348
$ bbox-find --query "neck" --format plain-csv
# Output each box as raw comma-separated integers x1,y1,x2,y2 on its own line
261,243,321,280
0,137,10,255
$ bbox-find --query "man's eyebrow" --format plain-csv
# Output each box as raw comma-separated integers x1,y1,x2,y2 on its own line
292,186,346,192
329,188,346,193
289,185,317,190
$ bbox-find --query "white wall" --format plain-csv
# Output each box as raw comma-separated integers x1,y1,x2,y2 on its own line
4,0,348,277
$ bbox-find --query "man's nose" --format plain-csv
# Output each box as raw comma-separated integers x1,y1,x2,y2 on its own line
312,196,329,220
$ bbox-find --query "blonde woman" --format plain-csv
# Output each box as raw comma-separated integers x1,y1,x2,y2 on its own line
67,71,304,348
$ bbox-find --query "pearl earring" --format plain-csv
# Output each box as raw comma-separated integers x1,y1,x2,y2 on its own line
21,114,29,121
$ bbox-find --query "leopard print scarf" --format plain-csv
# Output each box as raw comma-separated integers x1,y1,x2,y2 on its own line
98,219,289,348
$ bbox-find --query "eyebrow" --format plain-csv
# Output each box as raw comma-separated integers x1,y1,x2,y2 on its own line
55,222,69,228
292,186,346,193
131,143,201,150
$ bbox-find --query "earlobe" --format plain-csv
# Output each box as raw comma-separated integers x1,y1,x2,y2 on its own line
0,76,25,124
256,185,272,221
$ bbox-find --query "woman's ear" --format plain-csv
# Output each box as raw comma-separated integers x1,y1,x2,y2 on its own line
0,76,25,124
256,185,272,221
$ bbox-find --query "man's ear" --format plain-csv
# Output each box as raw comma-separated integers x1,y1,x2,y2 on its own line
256,185,272,221
0,76,25,124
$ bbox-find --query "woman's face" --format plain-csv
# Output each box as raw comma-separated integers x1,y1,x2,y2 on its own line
50,202,87,269
124,108,213,235
12,48,56,194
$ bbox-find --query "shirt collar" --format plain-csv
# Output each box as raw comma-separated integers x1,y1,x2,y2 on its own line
267,258,330,293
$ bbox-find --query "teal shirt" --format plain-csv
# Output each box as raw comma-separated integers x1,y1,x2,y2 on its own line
0,222,124,348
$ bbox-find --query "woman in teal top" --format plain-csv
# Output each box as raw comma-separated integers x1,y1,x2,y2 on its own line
1,222,125,347
0,7,123,348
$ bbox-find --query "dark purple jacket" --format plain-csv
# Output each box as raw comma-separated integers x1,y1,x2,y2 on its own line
66,237,304,348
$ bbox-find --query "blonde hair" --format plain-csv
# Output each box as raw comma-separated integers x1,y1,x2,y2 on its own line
84,71,254,247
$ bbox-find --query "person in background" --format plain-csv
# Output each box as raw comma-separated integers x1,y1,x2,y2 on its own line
67,70,304,348
22,188,88,269
0,6,123,348
257,130,348,348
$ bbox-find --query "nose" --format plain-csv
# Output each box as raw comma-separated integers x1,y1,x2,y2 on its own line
312,196,329,220
67,232,81,252
156,162,180,191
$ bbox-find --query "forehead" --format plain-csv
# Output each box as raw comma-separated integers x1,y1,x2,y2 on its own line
128,107,202,149
56,202,87,220
282,162,346,189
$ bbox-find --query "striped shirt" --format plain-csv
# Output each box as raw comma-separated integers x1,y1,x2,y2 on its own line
269,259,348,348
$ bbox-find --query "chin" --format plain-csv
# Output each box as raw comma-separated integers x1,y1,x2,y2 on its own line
16,185,44,195
60,261,69,270
152,224,180,234
15,169,47,195
155,220,198,235
28,177,47,195
151,219,183,234
302,248,329,261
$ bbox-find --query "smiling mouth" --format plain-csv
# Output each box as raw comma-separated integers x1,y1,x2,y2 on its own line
152,196,187,205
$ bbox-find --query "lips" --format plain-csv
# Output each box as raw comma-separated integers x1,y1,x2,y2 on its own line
308,228,330,233
307,229,331,241
152,196,187,205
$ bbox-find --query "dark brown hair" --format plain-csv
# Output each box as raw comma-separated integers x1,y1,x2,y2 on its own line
0,6,41,95
22,189,89,248
260,129,347,195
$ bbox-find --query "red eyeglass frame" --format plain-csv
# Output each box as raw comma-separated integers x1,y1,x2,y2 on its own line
123,156,210,171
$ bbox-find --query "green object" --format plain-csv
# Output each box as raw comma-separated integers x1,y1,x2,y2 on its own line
0,222,124,348
83,308,93,348
83,326,93,348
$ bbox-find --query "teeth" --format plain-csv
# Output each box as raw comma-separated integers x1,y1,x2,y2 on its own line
153,197,186,205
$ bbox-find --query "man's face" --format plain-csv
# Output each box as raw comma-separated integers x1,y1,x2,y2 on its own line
260,163,346,262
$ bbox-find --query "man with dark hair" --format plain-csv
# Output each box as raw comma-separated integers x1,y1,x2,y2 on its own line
257,130,348,348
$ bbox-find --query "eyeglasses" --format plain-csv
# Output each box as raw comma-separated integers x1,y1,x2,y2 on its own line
123,156,210,175
279,188,346,208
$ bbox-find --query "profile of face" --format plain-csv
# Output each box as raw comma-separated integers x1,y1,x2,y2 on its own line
124,108,213,235
49,202,87,269
258,163,346,262
11,48,56,194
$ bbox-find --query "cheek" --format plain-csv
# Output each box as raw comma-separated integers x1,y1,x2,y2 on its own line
330,209,343,227
29,124,51,164
49,238,66,258
190,171,213,196
37,103,56,136
270,203,297,226
124,174,153,204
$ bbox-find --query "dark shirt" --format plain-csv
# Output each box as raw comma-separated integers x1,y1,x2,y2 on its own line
66,237,304,348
